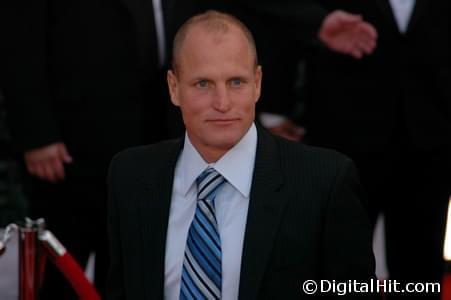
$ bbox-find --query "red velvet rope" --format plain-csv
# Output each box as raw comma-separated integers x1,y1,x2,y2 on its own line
443,274,451,300
40,232,101,300
46,251,101,300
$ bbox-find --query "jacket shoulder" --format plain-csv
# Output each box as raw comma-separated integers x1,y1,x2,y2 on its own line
108,139,181,180
275,136,353,174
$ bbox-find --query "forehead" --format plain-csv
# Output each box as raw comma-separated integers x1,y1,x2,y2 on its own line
177,24,255,75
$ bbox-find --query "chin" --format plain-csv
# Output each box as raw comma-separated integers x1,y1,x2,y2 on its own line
208,132,243,150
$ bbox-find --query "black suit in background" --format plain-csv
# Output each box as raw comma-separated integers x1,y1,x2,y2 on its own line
303,0,450,291
222,1,326,119
107,127,379,299
0,0,172,298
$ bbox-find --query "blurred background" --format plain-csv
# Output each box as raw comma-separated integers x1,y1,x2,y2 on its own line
0,1,449,299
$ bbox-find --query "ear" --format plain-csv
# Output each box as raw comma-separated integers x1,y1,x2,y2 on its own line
167,70,180,107
254,65,262,103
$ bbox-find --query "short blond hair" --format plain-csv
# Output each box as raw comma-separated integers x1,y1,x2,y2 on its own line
171,10,258,74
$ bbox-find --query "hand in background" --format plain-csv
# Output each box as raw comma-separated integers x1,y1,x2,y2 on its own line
319,10,378,59
268,120,306,142
24,142,73,183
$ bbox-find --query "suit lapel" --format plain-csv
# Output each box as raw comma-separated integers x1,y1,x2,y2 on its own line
405,0,429,34
375,0,400,32
239,128,286,299
138,139,183,299
375,0,429,35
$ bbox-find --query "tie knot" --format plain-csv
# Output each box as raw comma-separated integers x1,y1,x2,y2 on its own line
196,168,225,200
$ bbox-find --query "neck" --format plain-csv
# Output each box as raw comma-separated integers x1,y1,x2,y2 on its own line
197,146,228,164
186,133,231,163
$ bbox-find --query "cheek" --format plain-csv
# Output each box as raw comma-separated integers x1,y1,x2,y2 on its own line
179,94,211,122
238,94,257,114
232,88,257,106
186,103,209,117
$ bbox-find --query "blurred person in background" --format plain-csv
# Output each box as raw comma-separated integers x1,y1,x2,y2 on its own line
302,1,450,298
0,0,173,298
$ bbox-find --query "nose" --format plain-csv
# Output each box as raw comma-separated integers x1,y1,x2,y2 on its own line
212,84,231,112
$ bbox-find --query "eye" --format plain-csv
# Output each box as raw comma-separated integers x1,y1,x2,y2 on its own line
230,78,242,87
196,80,209,88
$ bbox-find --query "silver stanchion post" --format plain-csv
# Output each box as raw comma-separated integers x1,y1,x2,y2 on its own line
1,218,100,300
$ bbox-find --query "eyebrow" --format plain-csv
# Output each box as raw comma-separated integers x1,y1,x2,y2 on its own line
188,77,210,83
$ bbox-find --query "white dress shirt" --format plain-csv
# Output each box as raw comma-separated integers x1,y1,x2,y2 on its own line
164,124,258,300
388,0,416,33
151,0,166,66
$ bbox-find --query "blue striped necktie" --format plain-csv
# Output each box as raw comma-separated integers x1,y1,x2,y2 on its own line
180,168,225,300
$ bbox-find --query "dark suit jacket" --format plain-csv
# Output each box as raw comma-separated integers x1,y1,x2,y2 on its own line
304,0,450,153
1,0,170,176
107,127,378,299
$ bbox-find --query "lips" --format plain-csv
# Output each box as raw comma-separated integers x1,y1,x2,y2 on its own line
207,118,239,125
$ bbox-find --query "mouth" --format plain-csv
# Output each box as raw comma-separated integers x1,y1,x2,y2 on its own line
207,118,240,125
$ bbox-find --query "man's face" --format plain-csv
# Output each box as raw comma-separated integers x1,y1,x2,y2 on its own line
168,24,262,161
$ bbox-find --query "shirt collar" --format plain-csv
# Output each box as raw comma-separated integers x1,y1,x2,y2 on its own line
178,123,257,198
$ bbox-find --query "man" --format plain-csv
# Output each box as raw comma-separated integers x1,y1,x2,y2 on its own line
0,0,170,298
107,11,378,299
